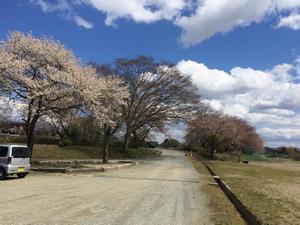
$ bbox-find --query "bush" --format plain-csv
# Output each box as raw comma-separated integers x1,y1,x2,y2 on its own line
0,135,27,144
0,135,59,145
35,136,59,145
58,139,73,147
242,153,269,161
291,151,300,161
215,152,237,161
190,145,215,159
160,138,182,149
109,139,123,148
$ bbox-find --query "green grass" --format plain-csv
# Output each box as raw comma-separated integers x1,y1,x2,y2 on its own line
214,153,269,162
189,156,245,225
206,160,300,225
32,144,162,160
241,154,269,162
0,135,59,145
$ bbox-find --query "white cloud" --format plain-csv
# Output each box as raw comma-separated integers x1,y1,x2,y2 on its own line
177,59,300,147
271,63,295,81
274,0,300,10
176,0,273,47
30,0,300,46
259,108,295,116
153,123,186,143
30,0,93,29
175,0,300,46
277,13,300,30
259,127,300,141
30,0,71,13
83,0,187,26
74,15,94,29
176,60,237,97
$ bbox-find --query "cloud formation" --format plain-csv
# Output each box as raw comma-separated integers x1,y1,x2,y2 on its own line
83,0,186,26
30,0,300,46
30,0,94,29
278,13,300,30
74,15,94,29
27,0,300,147
177,59,300,147
176,0,273,47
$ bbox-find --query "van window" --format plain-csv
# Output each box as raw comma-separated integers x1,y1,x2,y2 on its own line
12,147,30,158
0,147,8,157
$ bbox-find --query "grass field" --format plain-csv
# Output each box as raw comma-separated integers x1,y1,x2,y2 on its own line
241,154,269,161
207,160,300,225
32,144,162,160
214,153,270,162
189,156,245,225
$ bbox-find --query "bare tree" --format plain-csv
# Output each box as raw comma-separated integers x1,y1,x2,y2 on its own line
132,120,165,147
107,56,201,153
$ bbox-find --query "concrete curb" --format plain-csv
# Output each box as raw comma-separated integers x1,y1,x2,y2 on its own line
33,159,103,164
193,153,261,225
31,161,139,174
31,168,67,173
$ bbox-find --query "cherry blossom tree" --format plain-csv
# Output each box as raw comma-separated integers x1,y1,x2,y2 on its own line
0,32,125,159
186,112,226,159
82,75,129,163
224,116,264,161
186,112,264,159
0,97,13,123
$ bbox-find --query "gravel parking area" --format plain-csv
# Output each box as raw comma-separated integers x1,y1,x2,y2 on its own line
0,150,211,225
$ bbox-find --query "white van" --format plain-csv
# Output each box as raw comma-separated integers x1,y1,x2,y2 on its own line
0,144,30,179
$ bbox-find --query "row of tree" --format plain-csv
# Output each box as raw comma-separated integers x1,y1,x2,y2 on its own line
186,112,264,160
0,32,201,163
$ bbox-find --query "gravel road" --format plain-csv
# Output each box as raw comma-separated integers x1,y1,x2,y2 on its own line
0,149,211,225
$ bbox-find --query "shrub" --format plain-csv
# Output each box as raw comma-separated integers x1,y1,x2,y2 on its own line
292,151,300,161
160,138,182,149
35,136,59,145
58,139,73,147
0,135,59,145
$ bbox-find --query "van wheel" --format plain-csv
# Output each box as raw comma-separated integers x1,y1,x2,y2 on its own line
0,168,7,180
17,173,27,178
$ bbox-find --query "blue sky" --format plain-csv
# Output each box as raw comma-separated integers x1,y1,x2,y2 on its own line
1,0,300,147
1,0,300,70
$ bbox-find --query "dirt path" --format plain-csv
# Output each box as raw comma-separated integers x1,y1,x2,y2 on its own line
0,149,211,225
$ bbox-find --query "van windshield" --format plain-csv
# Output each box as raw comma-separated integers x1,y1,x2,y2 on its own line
12,147,30,158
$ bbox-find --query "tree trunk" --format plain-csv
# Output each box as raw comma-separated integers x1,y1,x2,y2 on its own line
27,127,35,160
133,131,138,148
237,150,242,162
103,134,109,164
210,146,214,159
123,131,131,154
25,115,39,161
102,124,112,164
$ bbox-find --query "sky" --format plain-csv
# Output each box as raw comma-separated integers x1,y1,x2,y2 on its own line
1,0,300,147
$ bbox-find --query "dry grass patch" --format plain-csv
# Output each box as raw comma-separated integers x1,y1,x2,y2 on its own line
189,156,245,225
207,160,300,225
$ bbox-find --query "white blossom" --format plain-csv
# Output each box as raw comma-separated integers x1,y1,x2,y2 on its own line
0,31,129,151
